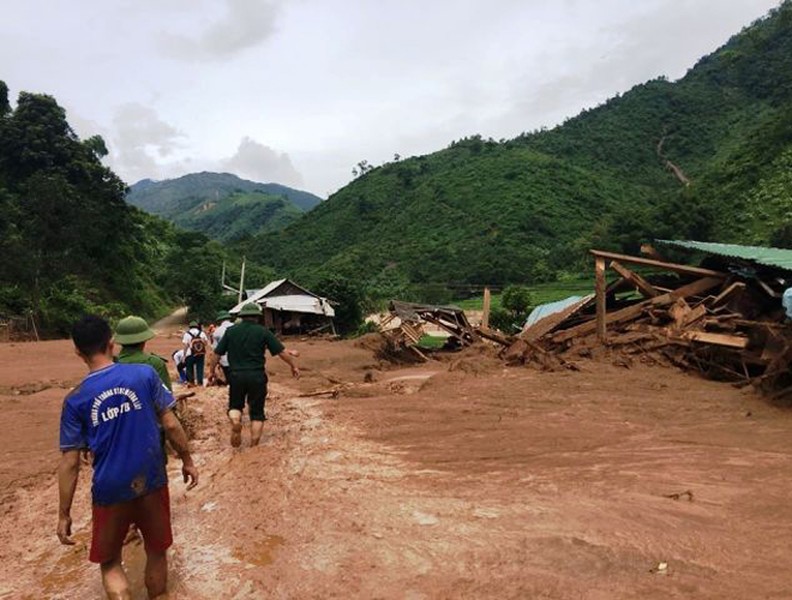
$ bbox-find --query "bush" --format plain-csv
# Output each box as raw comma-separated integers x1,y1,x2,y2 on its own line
353,320,380,337
315,275,364,335
501,285,533,315
489,306,520,333
490,285,534,333
37,277,95,335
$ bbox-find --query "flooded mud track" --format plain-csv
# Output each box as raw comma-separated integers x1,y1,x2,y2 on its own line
2,336,792,598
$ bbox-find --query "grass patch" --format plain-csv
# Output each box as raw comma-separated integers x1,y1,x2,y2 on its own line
418,335,448,349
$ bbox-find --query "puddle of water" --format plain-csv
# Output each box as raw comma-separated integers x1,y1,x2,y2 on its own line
232,535,285,568
385,373,437,383
39,533,93,598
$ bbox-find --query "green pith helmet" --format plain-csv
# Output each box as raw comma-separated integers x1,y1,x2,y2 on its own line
238,303,262,317
216,310,232,322
115,316,156,346
189,320,199,328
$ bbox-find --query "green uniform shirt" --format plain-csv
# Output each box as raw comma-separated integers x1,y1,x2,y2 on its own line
117,346,173,391
214,319,284,372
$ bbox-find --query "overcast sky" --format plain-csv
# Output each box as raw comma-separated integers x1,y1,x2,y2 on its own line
0,0,781,197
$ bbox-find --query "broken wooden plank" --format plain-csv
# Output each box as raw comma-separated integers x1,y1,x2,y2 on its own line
400,323,423,344
553,276,723,343
610,260,660,298
299,387,342,398
711,282,746,307
757,279,782,298
476,326,514,346
681,304,707,328
674,331,749,349
590,250,728,279
409,345,429,361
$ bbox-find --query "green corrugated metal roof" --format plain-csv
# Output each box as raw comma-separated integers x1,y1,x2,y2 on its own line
657,240,792,270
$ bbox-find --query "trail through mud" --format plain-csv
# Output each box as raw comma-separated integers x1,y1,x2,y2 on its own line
2,335,792,598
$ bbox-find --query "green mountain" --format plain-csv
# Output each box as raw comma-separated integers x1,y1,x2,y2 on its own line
127,172,322,241
246,2,792,291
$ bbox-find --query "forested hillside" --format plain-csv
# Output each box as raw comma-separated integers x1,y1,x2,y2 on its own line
127,172,322,241
0,85,265,334
246,1,792,294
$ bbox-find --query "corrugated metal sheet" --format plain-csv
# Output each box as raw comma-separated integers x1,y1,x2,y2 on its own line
657,240,792,270
524,296,586,328
229,279,334,316
260,295,335,317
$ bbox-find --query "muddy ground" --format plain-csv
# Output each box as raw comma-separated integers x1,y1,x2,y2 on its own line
1,324,792,599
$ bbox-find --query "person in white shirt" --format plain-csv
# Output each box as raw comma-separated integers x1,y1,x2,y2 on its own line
181,321,210,387
171,349,186,383
210,311,234,385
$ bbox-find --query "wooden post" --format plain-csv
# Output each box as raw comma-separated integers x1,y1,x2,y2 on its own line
237,257,246,305
482,287,491,329
595,257,607,342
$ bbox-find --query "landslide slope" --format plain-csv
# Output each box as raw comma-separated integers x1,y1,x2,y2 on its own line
250,1,792,286
127,172,323,242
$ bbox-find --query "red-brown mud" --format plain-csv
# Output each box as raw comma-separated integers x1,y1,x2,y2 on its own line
1,328,792,598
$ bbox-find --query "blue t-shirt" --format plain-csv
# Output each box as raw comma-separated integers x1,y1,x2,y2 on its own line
59,363,176,506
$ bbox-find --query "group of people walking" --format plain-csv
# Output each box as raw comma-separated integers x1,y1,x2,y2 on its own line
57,302,298,599
171,311,236,387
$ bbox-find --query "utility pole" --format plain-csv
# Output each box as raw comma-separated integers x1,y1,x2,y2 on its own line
238,257,246,305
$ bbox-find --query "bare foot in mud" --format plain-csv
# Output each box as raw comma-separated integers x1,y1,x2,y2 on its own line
230,422,242,448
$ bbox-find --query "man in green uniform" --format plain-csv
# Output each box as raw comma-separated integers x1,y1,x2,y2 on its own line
214,302,300,448
114,316,173,390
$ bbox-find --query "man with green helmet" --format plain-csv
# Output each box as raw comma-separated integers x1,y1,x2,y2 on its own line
214,302,300,448
115,316,172,390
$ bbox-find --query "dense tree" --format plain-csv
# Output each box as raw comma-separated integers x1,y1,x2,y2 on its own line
313,276,364,335
0,83,244,334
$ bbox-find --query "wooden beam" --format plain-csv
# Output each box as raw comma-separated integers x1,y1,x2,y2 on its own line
595,256,607,342
481,287,491,329
476,326,514,346
590,249,727,279
610,260,660,298
757,279,781,299
553,276,723,343
674,331,749,349
711,282,745,306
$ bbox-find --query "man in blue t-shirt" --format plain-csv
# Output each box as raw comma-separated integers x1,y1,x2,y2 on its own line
57,315,199,600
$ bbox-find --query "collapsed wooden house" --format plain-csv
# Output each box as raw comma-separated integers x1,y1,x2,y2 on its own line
379,301,476,360
229,279,336,335
489,241,792,397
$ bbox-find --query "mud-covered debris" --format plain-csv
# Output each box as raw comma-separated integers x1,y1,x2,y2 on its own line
662,490,694,501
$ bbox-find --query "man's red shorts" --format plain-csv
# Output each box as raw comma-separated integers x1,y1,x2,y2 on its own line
89,486,172,564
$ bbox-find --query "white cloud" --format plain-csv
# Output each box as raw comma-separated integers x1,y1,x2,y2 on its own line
110,103,185,182
159,0,282,61
222,137,304,187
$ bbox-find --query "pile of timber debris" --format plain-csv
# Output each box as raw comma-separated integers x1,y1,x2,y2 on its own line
379,300,476,361
482,248,792,398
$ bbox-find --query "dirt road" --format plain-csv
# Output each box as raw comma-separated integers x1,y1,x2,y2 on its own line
2,332,792,598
